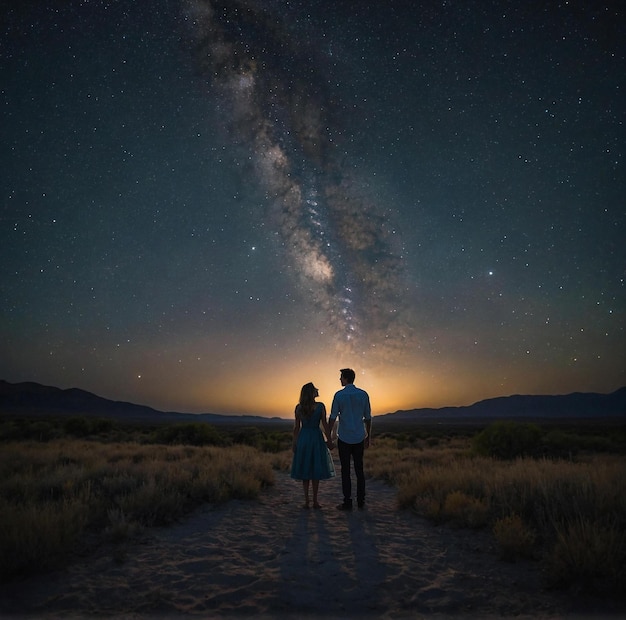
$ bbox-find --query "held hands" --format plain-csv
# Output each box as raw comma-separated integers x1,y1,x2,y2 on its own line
326,438,335,451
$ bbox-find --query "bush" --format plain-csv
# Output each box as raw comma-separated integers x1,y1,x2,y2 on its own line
493,514,536,561
472,421,542,459
541,429,579,458
441,491,489,528
0,419,61,442
152,423,227,446
0,496,88,577
63,416,92,437
63,416,114,438
230,426,264,448
545,517,626,593
259,431,292,453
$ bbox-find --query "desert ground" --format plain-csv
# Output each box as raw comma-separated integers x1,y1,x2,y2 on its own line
2,452,618,620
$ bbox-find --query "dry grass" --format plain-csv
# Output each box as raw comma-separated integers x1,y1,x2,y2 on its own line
546,516,626,592
367,435,626,594
2,429,624,596
493,514,536,560
0,439,275,579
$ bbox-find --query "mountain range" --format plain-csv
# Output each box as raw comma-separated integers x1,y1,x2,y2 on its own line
0,380,283,425
1,380,624,425
380,387,626,423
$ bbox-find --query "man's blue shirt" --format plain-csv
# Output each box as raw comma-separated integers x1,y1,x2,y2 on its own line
330,384,371,444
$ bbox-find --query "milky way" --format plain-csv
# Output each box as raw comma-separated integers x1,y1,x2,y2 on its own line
1,0,623,415
184,0,413,360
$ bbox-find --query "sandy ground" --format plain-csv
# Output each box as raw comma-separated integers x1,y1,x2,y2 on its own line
0,461,620,619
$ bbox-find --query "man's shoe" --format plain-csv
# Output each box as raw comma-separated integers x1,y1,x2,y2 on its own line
336,502,352,511
357,502,365,510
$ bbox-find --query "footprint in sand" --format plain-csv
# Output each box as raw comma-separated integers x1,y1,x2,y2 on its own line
0,468,578,618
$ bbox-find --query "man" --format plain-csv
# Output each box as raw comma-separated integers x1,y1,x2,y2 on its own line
328,368,372,510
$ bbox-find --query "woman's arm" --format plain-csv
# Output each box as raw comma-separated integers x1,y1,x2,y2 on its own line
292,407,301,452
320,403,334,448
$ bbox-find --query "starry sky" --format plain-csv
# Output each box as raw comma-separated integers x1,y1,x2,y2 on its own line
1,0,624,417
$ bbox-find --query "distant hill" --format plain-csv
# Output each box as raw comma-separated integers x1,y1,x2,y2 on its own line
380,387,626,423
0,380,287,425
1,380,624,426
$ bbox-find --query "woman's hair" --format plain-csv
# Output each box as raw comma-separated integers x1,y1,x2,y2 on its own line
298,382,318,418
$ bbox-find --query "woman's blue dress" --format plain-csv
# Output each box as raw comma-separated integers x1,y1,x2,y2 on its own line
290,402,336,481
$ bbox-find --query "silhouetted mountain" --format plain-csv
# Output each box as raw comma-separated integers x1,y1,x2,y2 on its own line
380,387,626,422
0,380,287,425
2,380,624,426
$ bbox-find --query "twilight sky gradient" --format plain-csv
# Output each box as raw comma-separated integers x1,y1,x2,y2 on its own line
1,0,624,417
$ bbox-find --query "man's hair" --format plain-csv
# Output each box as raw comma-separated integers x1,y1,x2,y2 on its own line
340,368,356,384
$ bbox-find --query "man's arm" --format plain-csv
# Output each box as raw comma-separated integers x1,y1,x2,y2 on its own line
363,391,372,447
329,393,340,435
330,392,340,420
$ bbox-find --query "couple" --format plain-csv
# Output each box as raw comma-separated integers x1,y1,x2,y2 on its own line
290,368,372,511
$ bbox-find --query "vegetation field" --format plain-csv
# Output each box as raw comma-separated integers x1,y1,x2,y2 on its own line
370,421,626,596
1,413,624,599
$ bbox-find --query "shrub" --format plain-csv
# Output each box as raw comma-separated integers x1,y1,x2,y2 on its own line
259,431,292,453
63,416,93,437
0,419,57,442
106,508,141,543
230,426,264,448
441,491,489,528
493,514,536,561
541,429,579,458
472,421,542,459
0,497,88,577
152,423,227,446
545,517,626,593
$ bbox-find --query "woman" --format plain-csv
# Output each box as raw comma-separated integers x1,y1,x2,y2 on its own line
290,382,335,508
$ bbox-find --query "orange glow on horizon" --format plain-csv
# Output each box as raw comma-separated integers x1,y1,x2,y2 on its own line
176,354,495,418
97,340,626,419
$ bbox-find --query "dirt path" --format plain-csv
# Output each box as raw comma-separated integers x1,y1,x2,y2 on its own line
0,470,602,618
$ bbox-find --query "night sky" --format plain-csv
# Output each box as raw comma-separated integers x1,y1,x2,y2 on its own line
2,0,624,417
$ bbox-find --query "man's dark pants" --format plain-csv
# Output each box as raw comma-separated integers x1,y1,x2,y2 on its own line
337,438,365,506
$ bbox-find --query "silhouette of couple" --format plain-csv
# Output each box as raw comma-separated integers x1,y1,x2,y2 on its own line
290,368,371,511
